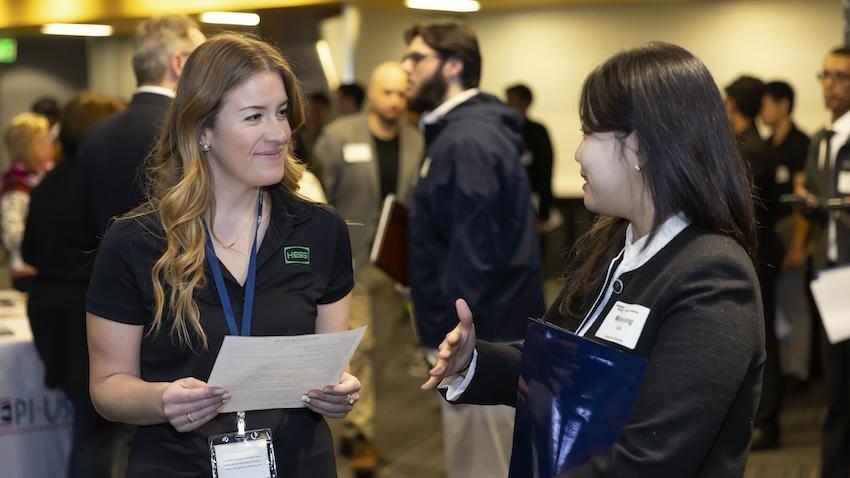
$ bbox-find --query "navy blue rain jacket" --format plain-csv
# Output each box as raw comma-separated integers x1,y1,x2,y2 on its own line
409,92,545,348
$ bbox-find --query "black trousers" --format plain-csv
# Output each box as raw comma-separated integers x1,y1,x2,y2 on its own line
821,332,850,478
755,264,781,436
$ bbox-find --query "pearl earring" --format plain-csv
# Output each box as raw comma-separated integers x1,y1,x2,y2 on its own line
199,142,210,152
633,164,641,172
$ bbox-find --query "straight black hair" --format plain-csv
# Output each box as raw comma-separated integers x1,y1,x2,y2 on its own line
561,42,756,320
338,82,365,110
764,81,795,114
725,75,765,120
506,84,533,104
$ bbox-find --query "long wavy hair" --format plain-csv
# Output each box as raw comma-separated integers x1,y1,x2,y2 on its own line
560,42,756,320
126,33,306,349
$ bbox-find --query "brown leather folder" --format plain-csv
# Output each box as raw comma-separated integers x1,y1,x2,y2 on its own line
369,194,408,286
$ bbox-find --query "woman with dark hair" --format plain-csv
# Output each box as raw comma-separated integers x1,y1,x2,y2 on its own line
22,91,127,478
423,42,764,477
85,33,359,477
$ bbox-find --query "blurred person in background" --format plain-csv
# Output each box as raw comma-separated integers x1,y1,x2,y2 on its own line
337,82,366,116
1,112,54,291
31,95,62,145
506,83,555,251
79,15,205,239
402,20,545,478
23,91,129,478
294,92,332,168
314,61,423,477
725,75,783,450
759,81,813,393
797,46,850,478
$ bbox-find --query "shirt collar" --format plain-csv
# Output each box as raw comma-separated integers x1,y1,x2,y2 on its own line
134,85,175,98
620,212,690,274
421,88,480,126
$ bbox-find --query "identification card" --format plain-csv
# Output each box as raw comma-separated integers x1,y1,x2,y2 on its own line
838,170,850,195
210,428,277,478
594,301,650,350
342,143,372,163
775,165,790,184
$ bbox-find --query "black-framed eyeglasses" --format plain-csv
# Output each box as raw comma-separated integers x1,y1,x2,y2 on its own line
402,52,441,66
817,70,850,83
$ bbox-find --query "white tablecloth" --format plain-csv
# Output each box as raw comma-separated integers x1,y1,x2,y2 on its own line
0,291,73,478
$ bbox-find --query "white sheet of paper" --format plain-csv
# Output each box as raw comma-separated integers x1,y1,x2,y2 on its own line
811,266,850,344
207,327,366,413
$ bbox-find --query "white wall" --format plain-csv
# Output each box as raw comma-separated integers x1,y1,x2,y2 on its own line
86,36,136,101
348,0,843,197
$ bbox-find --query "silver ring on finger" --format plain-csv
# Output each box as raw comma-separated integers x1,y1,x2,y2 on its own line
187,412,195,423
347,394,355,406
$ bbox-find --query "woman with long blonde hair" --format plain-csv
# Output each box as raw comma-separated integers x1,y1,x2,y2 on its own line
86,33,359,477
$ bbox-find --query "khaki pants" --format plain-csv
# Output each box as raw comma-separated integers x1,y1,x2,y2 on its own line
424,350,515,478
440,399,515,478
344,265,407,440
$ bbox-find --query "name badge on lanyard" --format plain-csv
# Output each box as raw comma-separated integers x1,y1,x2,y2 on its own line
209,411,277,478
205,192,277,478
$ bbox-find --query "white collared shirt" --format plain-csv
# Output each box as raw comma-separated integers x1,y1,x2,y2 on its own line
576,213,690,335
826,110,850,262
440,213,691,400
421,88,480,127
134,85,175,98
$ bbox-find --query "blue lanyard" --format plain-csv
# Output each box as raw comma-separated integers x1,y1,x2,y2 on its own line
203,192,264,337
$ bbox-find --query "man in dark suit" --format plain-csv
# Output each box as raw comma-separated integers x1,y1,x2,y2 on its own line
724,75,783,450
79,15,205,237
506,83,555,243
797,46,850,478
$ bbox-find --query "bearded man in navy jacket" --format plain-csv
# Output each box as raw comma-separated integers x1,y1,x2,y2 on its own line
401,20,545,478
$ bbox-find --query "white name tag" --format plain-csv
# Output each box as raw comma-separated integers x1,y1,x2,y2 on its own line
213,438,273,478
342,143,372,163
838,170,850,195
775,165,790,184
595,301,650,350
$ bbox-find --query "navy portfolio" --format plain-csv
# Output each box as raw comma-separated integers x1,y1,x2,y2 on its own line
508,318,647,477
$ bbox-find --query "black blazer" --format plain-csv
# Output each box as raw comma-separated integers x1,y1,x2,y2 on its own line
22,155,95,397
455,226,764,478
78,91,170,237
803,128,850,270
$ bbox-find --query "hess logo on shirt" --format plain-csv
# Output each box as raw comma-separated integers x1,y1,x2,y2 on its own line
284,246,310,265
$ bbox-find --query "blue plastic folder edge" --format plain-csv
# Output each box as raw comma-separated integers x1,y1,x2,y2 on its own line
508,318,647,478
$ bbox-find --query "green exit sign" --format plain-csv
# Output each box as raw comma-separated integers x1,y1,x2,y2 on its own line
0,38,16,63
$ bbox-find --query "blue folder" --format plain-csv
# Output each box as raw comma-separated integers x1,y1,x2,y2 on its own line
508,318,647,478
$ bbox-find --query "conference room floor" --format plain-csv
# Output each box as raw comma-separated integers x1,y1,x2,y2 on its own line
331,283,825,478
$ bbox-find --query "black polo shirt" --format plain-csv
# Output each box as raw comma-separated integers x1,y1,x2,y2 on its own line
769,124,811,218
86,184,353,478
